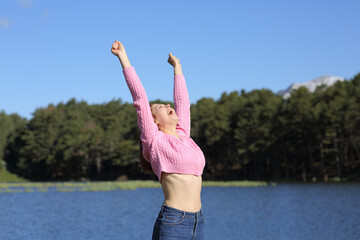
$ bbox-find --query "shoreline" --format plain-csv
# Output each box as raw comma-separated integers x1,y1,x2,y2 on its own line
1,180,359,193
0,180,270,193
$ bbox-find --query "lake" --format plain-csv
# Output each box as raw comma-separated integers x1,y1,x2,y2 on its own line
1,183,359,240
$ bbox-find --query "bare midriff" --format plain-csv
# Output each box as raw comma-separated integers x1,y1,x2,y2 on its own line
160,172,202,213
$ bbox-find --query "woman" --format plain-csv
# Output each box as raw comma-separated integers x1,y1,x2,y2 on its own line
111,40,206,239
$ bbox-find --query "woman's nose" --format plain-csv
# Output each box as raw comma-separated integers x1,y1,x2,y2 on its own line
166,104,170,108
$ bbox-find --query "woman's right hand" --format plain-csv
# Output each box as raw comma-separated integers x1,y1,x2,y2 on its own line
111,40,126,57
111,40,132,69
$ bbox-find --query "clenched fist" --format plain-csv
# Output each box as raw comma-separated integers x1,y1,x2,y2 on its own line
111,40,126,57
111,40,131,69
167,53,180,67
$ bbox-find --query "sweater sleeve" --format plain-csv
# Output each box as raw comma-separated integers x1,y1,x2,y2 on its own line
173,74,191,137
123,67,158,145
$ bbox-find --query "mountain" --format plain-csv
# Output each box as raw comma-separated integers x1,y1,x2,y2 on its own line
277,76,345,99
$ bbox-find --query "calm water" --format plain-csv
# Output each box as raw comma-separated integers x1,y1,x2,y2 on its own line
1,183,360,240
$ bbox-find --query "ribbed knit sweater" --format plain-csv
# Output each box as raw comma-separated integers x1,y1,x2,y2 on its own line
122,67,206,182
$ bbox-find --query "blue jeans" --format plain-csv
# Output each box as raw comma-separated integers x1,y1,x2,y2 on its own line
152,203,206,240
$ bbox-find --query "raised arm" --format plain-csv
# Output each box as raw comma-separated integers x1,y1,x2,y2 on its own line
111,41,158,145
168,53,191,137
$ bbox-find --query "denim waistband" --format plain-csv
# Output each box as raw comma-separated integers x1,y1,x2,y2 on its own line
161,203,203,216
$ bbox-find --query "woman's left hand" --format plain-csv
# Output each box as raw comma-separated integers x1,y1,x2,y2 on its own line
167,53,180,67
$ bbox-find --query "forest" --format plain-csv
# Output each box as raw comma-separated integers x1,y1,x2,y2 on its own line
1,73,359,182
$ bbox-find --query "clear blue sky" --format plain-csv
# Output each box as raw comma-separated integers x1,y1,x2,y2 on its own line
1,0,359,119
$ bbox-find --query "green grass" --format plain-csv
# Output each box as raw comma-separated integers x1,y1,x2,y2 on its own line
0,169,26,182
0,180,271,193
202,180,270,187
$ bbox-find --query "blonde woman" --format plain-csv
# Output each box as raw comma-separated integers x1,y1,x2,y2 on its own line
111,41,206,239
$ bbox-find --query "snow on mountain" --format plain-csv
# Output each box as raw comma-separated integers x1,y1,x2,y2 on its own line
277,76,345,99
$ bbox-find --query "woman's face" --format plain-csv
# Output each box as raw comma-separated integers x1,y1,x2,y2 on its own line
150,104,178,128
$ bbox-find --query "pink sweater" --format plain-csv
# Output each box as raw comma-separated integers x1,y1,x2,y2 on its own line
122,67,206,182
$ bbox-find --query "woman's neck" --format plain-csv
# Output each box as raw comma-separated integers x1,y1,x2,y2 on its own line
160,127,181,140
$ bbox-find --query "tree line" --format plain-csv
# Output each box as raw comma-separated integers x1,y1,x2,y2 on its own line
1,73,359,181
